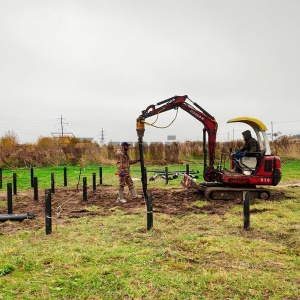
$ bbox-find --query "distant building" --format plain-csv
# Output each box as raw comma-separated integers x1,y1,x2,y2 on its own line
167,135,176,140
109,141,136,146
109,141,121,146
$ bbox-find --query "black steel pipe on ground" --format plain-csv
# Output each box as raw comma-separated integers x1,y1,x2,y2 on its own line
146,169,199,175
0,213,35,222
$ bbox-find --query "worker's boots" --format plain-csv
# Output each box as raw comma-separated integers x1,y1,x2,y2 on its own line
117,188,126,203
130,187,142,199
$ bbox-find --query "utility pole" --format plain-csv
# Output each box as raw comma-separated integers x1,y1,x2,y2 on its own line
58,115,68,138
271,121,274,141
100,127,105,145
51,115,74,139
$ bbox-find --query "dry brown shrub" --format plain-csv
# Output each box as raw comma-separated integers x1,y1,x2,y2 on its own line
181,141,202,157
149,143,165,164
81,144,115,166
15,143,36,167
165,142,181,163
1,134,299,168
107,144,115,160
35,137,66,166
0,131,20,167
271,138,300,159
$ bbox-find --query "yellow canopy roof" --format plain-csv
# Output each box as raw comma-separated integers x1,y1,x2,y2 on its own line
227,117,268,131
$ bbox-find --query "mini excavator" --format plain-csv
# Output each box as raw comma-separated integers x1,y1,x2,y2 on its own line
136,95,282,201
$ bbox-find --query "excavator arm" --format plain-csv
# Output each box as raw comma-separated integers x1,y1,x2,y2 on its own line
136,95,219,182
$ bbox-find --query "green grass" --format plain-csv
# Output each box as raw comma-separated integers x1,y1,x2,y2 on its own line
1,206,299,299
281,160,300,182
0,161,299,299
0,163,201,193
0,159,296,192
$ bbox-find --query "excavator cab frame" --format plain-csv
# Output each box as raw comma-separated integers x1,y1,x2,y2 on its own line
227,116,271,155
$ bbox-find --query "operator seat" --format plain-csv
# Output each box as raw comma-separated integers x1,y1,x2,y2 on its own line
239,148,266,175
239,157,257,175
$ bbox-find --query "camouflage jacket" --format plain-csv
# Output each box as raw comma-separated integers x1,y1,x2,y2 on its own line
116,149,136,174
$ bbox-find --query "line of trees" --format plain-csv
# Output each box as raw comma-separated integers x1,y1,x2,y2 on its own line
0,131,299,168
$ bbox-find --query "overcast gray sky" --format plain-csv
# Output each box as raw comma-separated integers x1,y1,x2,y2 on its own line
0,0,299,144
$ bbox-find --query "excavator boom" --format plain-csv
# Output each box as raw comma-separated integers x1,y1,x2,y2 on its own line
137,95,218,181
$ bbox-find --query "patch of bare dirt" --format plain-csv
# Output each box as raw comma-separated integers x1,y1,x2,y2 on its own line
0,184,291,234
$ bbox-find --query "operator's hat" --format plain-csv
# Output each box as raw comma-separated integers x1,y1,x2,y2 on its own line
242,130,251,136
121,142,131,147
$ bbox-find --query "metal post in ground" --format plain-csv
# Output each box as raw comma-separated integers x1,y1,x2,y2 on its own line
0,168,2,189
34,177,38,201
31,167,34,187
165,166,168,185
92,173,96,192
13,173,17,195
146,193,153,231
99,166,103,185
186,164,190,176
7,183,13,214
83,177,87,201
144,167,148,185
243,191,250,230
45,189,52,235
64,167,67,187
51,172,55,193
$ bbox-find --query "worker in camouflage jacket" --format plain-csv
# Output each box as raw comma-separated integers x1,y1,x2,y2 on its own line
116,142,141,203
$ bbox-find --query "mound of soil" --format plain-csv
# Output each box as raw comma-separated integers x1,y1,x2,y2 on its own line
0,185,288,234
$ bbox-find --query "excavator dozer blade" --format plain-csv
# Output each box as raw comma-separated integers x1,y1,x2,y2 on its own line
181,174,200,189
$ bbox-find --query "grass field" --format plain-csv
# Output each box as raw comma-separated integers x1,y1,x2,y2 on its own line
0,159,297,191
0,162,299,299
0,163,205,193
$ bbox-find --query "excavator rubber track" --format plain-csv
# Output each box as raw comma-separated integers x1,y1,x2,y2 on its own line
195,183,271,201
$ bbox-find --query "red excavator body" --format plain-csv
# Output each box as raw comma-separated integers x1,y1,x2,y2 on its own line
136,95,282,200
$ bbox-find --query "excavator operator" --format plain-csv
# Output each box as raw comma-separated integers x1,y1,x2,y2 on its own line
233,130,261,172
